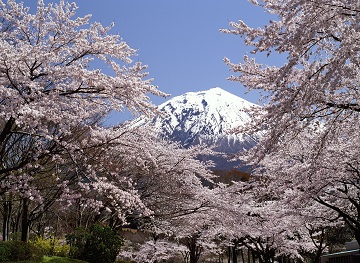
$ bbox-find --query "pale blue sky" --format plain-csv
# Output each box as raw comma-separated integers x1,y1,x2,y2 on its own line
24,0,279,122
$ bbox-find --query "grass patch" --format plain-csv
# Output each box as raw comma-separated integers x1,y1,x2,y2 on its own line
3,256,88,263
42,256,87,263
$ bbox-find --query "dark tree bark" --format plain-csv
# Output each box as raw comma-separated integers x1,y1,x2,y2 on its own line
228,242,238,263
186,234,203,263
2,197,12,241
240,248,245,263
21,198,29,242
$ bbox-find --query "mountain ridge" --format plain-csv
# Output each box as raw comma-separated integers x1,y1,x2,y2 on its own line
144,87,262,170
153,87,260,150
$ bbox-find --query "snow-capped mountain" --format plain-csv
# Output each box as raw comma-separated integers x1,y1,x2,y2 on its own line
152,87,261,155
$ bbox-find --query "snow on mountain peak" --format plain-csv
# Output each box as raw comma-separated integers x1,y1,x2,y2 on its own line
153,87,260,150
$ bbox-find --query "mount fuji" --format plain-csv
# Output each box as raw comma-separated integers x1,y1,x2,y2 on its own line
148,87,262,170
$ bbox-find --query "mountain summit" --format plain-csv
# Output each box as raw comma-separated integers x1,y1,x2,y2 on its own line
152,87,261,156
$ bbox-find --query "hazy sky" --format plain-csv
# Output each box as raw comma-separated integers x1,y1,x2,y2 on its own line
24,0,279,122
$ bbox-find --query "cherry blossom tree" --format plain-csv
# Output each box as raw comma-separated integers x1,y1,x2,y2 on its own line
0,0,220,248
223,0,360,245
121,238,187,263
0,0,168,241
119,135,219,262
212,181,317,263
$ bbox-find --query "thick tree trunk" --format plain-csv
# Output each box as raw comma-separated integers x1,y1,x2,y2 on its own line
228,246,238,263
240,249,245,263
232,248,238,263
187,235,202,263
21,198,29,242
2,198,11,241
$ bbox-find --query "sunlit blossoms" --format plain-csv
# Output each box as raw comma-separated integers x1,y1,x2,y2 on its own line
223,0,360,249
0,0,214,243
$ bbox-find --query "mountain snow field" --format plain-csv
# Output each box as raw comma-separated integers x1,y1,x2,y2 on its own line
152,87,262,152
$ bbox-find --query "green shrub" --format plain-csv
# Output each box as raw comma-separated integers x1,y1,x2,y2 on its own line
32,236,70,257
43,255,89,263
0,240,43,262
0,241,11,262
66,227,89,260
66,224,123,263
